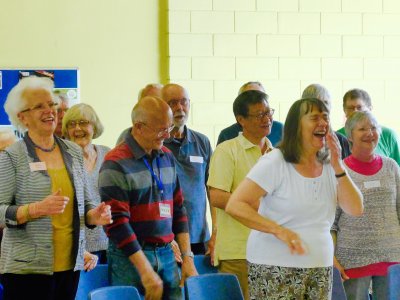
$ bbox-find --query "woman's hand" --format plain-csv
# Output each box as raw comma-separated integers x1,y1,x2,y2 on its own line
35,189,70,217
333,256,349,281
87,202,113,226
83,251,98,272
274,226,307,255
326,131,344,173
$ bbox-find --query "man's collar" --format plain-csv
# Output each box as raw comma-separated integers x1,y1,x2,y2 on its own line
125,133,164,160
165,125,193,144
237,133,273,151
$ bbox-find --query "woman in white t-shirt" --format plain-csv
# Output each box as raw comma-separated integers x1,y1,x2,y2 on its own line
226,98,363,299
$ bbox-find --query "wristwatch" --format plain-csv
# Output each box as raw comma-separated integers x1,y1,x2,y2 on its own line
181,251,194,259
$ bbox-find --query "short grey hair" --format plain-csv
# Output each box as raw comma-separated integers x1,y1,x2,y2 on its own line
4,76,55,132
138,83,163,100
62,103,104,139
238,81,265,95
302,83,331,102
345,111,381,146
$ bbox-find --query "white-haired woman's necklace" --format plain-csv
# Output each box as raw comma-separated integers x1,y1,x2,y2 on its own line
32,140,57,152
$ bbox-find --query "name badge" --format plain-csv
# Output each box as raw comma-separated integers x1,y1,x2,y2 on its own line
364,180,381,189
159,203,171,218
29,162,47,172
190,156,203,163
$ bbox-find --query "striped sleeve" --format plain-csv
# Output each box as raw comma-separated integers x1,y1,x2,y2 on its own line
172,176,189,235
99,159,140,256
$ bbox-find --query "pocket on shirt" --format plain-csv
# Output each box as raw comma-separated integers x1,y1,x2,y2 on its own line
12,242,36,263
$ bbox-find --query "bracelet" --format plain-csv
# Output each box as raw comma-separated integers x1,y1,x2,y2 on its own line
335,172,347,178
181,251,194,259
24,204,33,222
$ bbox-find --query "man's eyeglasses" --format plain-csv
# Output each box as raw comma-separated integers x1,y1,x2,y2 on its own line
139,122,175,137
66,120,91,129
168,98,189,108
247,109,275,120
20,101,58,113
344,105,367,113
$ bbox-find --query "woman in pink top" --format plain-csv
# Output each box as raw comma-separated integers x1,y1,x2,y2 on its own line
332,111,400,300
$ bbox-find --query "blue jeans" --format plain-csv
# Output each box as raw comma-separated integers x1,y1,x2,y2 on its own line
344,276,387,300
108,242,181,300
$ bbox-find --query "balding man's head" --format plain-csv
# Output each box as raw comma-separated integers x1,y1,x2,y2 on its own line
131,96,173,154
138,83,163,100
162,84,190,128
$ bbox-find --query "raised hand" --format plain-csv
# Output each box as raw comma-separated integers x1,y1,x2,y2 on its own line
36,189,69,217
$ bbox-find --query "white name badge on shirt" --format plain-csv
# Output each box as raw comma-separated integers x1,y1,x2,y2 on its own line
29,162,47,172
364,180,381,189
159,203,171,218
190,155,203,163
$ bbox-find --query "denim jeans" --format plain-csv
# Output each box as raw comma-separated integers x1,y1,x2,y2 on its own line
108,242,181,300
344,276,387,300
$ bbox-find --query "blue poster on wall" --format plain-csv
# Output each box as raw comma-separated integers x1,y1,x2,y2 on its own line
0,69,79,127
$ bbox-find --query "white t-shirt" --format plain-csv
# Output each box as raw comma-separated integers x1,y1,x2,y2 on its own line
246,149,337,268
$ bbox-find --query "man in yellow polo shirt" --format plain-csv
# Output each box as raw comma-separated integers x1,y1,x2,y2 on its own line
207,90,274,300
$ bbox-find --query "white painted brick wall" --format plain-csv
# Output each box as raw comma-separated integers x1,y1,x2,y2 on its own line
279,58,321,79
213,0,255,11
168,3,400,138
343,36,383,57
322,58,363,79
300,35,342,57
258,35,299,57
192,57,236,80
214,34,256,56
236,58,279,79
321,13,362,34
169,11,190,33
191,11,234,33
257,0,298,12
169,0,212,11
278,13,320,34
299,0,341,12
235,12,278,33
169,34,213,56
342,0,382,13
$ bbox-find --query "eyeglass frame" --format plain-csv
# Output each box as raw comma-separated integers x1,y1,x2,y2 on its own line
246,108,275,120
20,101,59,113
167,98,190,108
66,120,91,129
138,122,175,138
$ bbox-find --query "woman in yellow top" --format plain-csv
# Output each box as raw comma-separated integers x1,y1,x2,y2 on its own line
0,76,112,300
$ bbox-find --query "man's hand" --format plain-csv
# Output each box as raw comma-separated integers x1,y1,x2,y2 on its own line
171,240,182,263
179,257,198,287
141,270,163,300
205,230,216,266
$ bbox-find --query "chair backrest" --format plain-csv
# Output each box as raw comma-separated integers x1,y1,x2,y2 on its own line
193,255,218,274
75,264,109,300
332,267,347,300
88,286,141,300
184,273,244,300
387,264,400,300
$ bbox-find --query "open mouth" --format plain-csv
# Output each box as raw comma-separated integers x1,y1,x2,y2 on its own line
42,117,55,123
313,130,327,138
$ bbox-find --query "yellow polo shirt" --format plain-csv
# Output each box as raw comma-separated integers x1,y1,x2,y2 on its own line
207,134,272,265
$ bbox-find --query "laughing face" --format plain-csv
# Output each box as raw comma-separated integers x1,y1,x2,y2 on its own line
66,119,94,148
349,118,379,153
18,88,58,136
300,106,329,152
239,100,273,141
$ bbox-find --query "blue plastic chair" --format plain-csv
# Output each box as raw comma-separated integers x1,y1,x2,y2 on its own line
75,264,109,300
387,264,400,300
193,255,217,274
88,286,141,300
332,267,347,300
184,273,244,300
0,283,3,300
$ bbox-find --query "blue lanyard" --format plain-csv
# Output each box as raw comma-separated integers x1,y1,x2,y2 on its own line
143,157,164,194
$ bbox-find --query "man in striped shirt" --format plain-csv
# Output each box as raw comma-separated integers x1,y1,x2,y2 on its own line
99,96,197,300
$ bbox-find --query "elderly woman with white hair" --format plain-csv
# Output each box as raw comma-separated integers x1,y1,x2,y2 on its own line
332,111,400,300
62,103,110,265
0,76,112,300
